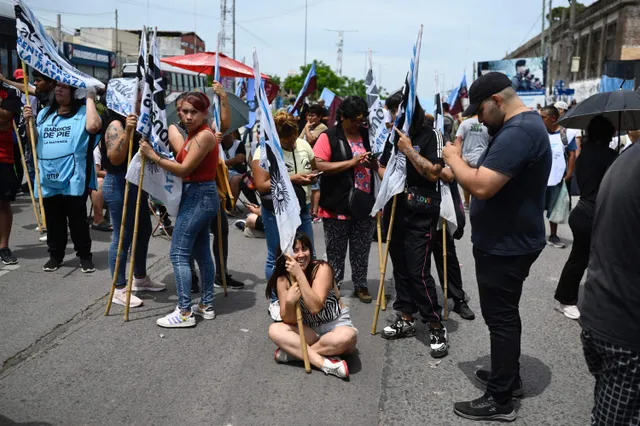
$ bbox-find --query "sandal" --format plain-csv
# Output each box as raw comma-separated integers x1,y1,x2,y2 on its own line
91,220,113,232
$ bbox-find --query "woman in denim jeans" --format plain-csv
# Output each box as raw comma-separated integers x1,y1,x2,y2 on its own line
140,88,230,328
252,111,317,282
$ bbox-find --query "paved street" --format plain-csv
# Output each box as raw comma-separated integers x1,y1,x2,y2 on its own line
0,193,593,426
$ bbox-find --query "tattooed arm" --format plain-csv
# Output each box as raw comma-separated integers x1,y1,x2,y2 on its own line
395,128,442,182
106,114,138,166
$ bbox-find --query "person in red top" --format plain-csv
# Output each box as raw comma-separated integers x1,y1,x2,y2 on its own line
0,77,23,265
140,88,230,328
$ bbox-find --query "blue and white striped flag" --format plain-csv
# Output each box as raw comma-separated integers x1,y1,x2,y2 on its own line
253,49,301,255
127,28,182,217
370,25,423,216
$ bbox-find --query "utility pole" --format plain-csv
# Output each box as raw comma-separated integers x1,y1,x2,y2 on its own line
115,9,119,70
548,0,553,96
541,0,546,57
56,14,62,47
219,0,234,55
559,0,576,83
304,0,308,66
232,0,236,59
324,29,357,76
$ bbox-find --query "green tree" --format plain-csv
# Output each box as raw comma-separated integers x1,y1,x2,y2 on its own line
283,60,385,101
267,74,281,86
547,1,586,23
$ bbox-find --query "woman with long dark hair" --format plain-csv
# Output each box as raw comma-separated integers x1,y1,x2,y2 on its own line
313,95,376,304
554,115,617,320
24,83,102,273
267,233,357,380
377,91,449,359
139,91,227,328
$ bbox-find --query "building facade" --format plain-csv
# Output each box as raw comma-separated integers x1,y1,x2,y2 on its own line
63,42,116,85
505,0,640,99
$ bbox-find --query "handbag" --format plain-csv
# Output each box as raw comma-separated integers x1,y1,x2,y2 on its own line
337,137,375,219
404,185,441,215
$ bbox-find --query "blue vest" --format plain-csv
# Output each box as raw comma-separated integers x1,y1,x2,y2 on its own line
36,105,98,198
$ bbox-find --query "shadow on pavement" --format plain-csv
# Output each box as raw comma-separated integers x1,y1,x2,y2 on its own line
457,354,552,398
0,414,52,426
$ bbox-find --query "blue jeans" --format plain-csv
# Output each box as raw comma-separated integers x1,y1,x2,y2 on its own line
171,181,219,311
103,173,151,287
262,203,314,281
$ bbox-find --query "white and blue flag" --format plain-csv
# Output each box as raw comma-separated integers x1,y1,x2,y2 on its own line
253,49,301,255
370,26,423,216
127,28,182,217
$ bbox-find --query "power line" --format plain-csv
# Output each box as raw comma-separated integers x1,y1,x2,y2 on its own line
116,0,219,21
239,0,327,24
33,7,113,16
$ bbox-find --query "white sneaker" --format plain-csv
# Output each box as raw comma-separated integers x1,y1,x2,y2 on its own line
274,348,293,363
156,307,196,328
111,288,143,308
321,358,349,380
556,304,580,320
39,234,47,242
191,303,215,320
132,276,166,292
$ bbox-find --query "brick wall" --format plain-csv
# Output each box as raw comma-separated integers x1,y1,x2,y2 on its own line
620,3,640,60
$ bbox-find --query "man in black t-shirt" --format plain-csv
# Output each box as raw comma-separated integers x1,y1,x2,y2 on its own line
579,144,640,425
443,73,551,422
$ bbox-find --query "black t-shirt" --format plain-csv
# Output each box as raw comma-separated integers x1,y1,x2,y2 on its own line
576,144,617,204
470,111,551,255
579,144,640,351
380,125,439,192
102,115,140,174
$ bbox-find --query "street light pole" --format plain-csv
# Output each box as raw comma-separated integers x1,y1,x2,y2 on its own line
304,0,308,66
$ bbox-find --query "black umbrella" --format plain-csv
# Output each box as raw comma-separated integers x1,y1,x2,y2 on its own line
557,89,640,131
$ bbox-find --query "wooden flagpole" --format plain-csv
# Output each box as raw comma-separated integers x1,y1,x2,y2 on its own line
21,62,46,231
124,156,146,321
217,212,228,296
376,212,387,311
105,129,136,316
443,221,448,320
12,121,41,232
289,273,311,373
371,195,397,335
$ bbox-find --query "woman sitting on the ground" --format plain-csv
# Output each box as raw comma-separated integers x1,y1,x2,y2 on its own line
267,233,357,380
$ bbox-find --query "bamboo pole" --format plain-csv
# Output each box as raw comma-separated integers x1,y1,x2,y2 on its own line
12,121,42,232
105,129,136,316
217,211,228,296
21,62,46,230
376,213,387,311
124,156,146,321
443,221,448,320
371,196,397,335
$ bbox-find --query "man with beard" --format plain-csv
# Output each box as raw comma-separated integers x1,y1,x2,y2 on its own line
443,72,551,422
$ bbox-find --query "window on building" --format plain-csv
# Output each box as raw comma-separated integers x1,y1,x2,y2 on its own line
177,74,184,92
605,21,617,60
579,34,589,75
588,28,602,79
171,73,177,92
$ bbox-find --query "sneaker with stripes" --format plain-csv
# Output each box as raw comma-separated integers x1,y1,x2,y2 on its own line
156,307,196,328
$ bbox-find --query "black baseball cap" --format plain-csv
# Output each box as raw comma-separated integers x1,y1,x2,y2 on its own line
463,72,512,117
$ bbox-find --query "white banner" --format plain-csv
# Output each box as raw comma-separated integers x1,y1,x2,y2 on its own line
127,29,182,217
14,0,104,90
253,49,301,255
434,123,458,235
371,26,423,216
106,78,137,118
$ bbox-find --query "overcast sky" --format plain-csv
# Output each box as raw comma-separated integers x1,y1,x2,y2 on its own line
27,0,595,97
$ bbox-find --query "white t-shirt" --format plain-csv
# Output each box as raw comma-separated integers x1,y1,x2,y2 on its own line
455,117,490,167
93,145,102,167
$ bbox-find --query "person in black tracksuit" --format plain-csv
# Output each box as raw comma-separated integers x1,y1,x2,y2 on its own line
378,92,449,359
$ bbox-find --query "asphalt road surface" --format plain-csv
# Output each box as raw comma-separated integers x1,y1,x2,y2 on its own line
0,193,593,425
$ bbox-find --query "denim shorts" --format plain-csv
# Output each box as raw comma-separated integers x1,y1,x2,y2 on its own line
312,307,358,336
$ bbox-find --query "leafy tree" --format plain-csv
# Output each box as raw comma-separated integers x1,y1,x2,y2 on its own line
283,60,385,101
547,1,586,23
267,74,281,86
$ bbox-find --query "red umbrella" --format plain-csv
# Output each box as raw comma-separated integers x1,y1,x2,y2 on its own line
161,52,270,80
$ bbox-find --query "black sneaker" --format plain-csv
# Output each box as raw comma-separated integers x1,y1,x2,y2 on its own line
214,274,245,289
475,369,524,398
547,235,566,248
191,273,200,293
80,258,96,273
429,325,449,358
381,317,416,340
0,247,18,265
453,301,475,320
43,258,63,272
454,395,516,422
233,220,246,231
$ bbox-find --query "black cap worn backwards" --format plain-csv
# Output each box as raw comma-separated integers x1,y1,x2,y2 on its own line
463,72,512,117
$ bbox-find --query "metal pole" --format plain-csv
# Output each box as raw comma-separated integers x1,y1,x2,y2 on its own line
115,10,119,70
56,14,62,47
541,0,546,57
232,0,236,59
548,0,553,96
304,0,308,66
